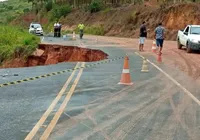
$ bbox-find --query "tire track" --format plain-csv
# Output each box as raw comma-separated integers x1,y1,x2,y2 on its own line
169,93,200,140
73,76,173,140
84,73,163,117
169,95,196,140
66,74,164,139
109,82,176,140
172,50,193,77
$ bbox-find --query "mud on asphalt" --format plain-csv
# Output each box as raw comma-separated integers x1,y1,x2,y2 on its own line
0,36,200,140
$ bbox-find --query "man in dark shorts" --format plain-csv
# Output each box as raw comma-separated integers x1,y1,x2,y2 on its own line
139,21,147,51
155,23,165,54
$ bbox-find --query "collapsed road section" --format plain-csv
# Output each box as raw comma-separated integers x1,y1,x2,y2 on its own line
1,44,108,68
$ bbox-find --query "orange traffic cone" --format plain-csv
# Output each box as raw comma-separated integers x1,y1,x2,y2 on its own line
152,41,157,53
118,55,133,85
157,53,162,63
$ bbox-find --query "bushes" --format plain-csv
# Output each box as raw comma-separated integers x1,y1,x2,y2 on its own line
6,15,16,23
85,25,105,35
89,0,104,13
74,25,105,36
50,4,72,21
0,25,40,63
103,7,111,14
45,0,53,12
23,8,30,13
126,10,139,24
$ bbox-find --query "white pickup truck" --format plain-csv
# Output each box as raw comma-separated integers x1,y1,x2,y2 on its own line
177,25,200,53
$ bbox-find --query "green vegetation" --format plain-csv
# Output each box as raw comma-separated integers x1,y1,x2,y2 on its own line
0,25,40,63
0,0,31,24
49,4,72,21
89,0,104,13
74,25,105,36
84,25,105,35
102,7,111,14
126,10,138,24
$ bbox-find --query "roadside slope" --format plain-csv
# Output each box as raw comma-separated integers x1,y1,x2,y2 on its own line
61,3,200,40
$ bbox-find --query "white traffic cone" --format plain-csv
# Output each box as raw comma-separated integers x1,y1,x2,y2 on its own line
152,41,157,53
141,58,149,72
72,31,76,40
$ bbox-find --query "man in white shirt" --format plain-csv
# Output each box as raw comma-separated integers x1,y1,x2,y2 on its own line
58,22,62,37
54,22,59,37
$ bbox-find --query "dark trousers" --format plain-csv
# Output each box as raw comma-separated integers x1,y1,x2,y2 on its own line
54,28,61,37
58,28,61,37
54,28,58,37
80,29,83,39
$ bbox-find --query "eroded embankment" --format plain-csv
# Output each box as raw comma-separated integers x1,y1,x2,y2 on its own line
1,44,108,68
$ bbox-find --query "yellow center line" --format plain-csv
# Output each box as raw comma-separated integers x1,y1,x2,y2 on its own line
25,62,80,140
40,62,85,140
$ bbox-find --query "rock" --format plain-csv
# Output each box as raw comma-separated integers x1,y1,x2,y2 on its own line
32,49,44,57
45,52,59,65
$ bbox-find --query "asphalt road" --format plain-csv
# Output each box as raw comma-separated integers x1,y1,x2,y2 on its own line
0,35,200,140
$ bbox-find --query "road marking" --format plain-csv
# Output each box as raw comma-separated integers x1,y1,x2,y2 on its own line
0,56,123,88
135,52,200,106
40,62,85,140
25,62,80,140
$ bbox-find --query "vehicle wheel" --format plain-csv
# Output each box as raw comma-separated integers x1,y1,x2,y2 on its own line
177,39,182,49
186,42,192,53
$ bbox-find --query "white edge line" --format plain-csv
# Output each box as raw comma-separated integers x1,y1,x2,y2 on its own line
135,52,200,106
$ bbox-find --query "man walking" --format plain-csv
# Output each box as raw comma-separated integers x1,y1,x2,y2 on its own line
139,21,147,51
155,22,165,54
78,23,85,39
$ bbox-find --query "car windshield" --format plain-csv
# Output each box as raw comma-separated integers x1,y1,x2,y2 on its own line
31,24,41,28
190,27,200,34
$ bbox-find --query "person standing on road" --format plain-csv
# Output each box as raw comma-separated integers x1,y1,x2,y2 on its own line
139,21,147,51
155,22,165,54
78,23,85,39
58,22,62,37
54,22,59,37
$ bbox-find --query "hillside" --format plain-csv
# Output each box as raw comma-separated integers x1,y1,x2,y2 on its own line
60,3,200,40
0,0,31,24
6,1,200,41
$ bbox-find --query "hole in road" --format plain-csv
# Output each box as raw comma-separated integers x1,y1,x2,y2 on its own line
1,44,108,68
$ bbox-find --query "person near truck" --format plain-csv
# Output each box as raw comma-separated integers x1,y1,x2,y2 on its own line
139,21,147,51
155,22,165,54
78,23,85,39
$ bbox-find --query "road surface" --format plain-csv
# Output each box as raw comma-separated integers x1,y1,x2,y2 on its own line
0,35,200,140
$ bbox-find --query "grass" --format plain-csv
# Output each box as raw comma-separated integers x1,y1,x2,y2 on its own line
0,25,40,63
126,10,138,24
44,24,105,36
85,25,105,35
73,25,105,36
102,7,111,14
0,0,31,24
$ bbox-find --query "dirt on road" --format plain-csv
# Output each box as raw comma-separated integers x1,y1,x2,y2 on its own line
91,35,200,81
